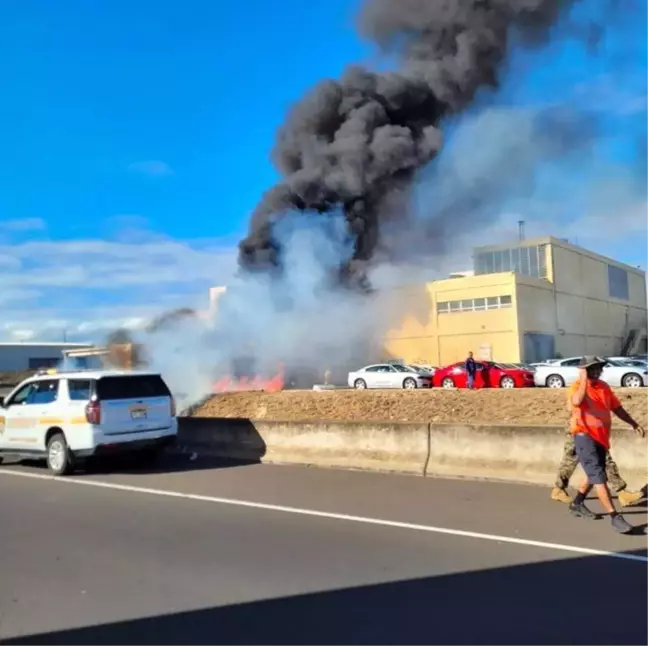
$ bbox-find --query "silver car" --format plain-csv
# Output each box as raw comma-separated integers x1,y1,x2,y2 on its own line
347,363,433,389
534,357,647,388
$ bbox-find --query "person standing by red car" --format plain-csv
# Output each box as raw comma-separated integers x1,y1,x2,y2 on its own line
465,352,477,389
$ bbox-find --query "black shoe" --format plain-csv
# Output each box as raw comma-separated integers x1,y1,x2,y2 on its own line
569,502,599,520
611,514,633,534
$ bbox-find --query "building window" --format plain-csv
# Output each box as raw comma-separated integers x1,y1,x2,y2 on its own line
608,264,629,300
538,243,547,278
474,245,548,279
437,295,513,314
28,357,58,369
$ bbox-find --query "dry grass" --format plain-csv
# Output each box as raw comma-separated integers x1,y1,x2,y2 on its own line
191,387,648,427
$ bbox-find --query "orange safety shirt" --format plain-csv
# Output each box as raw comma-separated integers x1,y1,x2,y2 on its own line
568,379,621,449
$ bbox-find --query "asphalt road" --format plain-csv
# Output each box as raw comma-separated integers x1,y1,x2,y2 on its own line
0,455,646,645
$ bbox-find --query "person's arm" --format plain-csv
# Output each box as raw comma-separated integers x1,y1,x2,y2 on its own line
611,389,646,437
571,368,589,406
613,406,645,436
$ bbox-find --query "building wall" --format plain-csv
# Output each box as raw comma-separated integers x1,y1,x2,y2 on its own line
0,344,92,372
383,274,521,365
514,241,647,360
551,241,646,310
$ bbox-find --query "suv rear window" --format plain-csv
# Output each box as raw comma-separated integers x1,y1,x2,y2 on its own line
96,375,171,400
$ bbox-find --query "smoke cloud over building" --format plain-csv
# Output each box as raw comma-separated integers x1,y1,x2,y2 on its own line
140,0,644,405
237,0,583,285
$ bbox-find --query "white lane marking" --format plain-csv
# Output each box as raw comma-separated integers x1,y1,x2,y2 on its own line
1,468,647,564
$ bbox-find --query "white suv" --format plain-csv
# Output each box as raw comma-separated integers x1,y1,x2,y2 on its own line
0,370,178,475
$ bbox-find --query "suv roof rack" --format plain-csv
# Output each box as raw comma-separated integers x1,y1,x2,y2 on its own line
35,367,104,376
61,347,108,358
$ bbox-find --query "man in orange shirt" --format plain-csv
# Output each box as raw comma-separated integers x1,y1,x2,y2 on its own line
568,356,645,533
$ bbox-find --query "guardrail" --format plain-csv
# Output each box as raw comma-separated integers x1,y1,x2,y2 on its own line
177,418,647,488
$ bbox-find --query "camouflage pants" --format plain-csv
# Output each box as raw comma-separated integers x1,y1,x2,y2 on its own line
554,431,626,492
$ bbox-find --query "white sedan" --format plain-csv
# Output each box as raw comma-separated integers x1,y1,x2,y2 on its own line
347,363,433,390
534,357,648,388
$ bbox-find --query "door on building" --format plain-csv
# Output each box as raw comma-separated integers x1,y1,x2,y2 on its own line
524,333,556,363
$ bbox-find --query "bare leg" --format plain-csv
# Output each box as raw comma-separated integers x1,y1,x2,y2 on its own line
590,483,615,514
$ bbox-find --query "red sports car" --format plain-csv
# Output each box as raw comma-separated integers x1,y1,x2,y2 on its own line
432,361,535,389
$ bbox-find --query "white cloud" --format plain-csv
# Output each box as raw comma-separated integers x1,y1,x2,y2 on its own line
0,217,47,232
0,230,238,342
127,160,174,177
0,239,237,289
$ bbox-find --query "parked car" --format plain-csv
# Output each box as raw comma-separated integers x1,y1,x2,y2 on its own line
432,361,535,389
533,357,647,388
348,363,433,389
606,357,648,368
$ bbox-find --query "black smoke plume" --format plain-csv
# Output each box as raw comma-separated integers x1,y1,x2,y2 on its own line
238,0,576,285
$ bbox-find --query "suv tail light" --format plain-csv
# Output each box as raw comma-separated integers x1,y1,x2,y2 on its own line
85,400,101,425
170,396,176,417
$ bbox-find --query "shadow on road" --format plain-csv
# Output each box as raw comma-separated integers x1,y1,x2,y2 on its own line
8,549,647,645
85,452,262,476
13,416,268,476
10,453,260,477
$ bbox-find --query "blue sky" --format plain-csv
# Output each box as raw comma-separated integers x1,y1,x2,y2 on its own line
0,0,646,341
0,0,370,340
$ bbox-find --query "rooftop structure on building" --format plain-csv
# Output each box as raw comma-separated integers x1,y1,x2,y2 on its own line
385,236,646,364
0,342,93,372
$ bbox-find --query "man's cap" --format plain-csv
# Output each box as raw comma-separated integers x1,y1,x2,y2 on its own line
579,355,607,368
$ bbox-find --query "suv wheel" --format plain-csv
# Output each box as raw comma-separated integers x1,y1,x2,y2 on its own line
46,432,74,476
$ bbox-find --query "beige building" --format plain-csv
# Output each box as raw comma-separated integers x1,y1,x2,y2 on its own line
383,236,647,365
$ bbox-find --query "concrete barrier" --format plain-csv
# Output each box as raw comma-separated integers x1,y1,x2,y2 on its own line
178,418,430,475
424,423,566,485
178,418,647,488
425,423,647,488
178,418,267,462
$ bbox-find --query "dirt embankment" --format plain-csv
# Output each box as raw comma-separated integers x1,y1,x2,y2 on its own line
190,388,648,428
